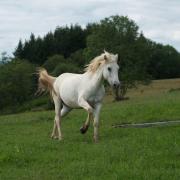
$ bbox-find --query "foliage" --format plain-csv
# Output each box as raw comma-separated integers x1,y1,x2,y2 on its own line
13,25,88,64
0,14,179,112
43,54,66,73
147,44,180,79
13,15,180,81
84,16,152,99
52,62,80,76
0,59,35,109
69,49,86,68
13,40,23,58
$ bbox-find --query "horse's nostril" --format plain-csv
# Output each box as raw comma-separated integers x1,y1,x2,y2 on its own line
113,83,117,88
113,82,120,88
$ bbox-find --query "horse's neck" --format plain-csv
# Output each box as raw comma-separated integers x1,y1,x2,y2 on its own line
85,68,104,89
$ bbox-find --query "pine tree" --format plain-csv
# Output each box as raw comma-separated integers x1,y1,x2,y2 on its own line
13,40,23,58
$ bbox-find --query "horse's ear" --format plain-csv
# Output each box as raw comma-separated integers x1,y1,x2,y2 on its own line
104,49,107,54
104,54,107,60
104,49,109,61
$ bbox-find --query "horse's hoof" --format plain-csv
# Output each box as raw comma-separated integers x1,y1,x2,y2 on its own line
58,137,63,141
51,135,59,140
80,125,89,134
51,134,54,139
80,127,86,134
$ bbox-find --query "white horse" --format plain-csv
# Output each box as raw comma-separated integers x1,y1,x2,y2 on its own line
37,51,120,142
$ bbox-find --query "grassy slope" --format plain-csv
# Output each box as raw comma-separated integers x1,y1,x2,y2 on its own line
0,79,180,180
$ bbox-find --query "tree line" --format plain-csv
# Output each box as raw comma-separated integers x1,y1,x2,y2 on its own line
0,15,180,112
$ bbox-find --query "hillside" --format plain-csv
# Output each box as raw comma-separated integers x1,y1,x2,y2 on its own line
127,78,180,97
0,79,180,179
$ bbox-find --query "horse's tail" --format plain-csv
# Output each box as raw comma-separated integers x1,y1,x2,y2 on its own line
36,68,57,96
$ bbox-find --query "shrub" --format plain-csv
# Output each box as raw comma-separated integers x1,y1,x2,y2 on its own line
52,62,80,76
0,59,35,109
43,54,66,72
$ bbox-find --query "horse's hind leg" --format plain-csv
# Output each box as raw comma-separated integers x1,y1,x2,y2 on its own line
61,104,71,117
51,104,71,139
51,95,62,140
51,119,57,139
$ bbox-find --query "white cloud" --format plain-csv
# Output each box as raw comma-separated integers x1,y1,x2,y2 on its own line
0,0,180,55
172,31,180,41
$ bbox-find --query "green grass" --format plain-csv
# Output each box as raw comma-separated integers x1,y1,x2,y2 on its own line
0,82,180,179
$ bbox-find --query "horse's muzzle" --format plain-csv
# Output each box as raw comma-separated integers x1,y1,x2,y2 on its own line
113,82,120,89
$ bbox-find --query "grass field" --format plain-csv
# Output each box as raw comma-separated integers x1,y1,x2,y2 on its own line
0,79,180,179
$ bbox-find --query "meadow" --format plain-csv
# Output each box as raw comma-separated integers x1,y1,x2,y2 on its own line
0,79,180,180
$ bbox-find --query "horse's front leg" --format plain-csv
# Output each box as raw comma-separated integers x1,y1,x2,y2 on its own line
80,112,93,134
78,97,93,133
78,97,93,113
93,103,102,143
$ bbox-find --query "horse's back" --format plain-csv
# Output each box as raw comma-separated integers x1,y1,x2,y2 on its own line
56,73,82,86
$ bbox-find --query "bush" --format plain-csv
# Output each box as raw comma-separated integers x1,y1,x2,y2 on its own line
43,54,66,72
0,59,35,109
52,62,80,76
69,49,86,68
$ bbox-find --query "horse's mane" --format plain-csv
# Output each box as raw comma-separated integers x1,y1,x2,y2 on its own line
85,52,113,73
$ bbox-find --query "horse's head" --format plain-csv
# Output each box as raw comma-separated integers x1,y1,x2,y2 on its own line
102,51,120,89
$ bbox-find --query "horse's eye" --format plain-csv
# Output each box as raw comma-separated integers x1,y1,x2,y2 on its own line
108,67,111,72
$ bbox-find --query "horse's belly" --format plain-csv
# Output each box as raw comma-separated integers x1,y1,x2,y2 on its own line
60,89,80,108
59,76,80,108
61,95,80,108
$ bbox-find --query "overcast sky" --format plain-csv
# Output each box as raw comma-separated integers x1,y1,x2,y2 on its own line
1,0,180,56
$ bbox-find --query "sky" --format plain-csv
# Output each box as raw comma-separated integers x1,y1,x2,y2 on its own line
1,0,180,56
